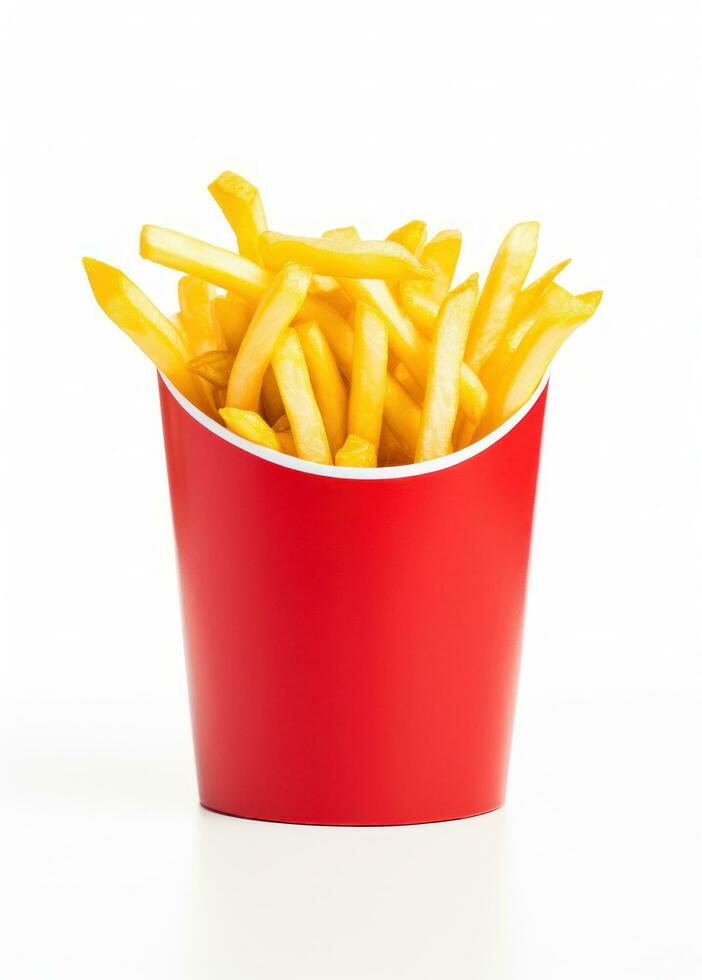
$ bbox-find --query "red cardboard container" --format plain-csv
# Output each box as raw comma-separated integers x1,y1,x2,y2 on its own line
158,372,549,825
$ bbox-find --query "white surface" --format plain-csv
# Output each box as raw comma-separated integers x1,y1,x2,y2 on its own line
1,0,701,977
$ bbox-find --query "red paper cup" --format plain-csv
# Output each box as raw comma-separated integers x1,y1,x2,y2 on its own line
158,372,549,825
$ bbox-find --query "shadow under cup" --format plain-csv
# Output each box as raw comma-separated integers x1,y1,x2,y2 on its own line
158,373,548,826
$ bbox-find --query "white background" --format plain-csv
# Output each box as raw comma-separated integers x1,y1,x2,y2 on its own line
1,1,701,977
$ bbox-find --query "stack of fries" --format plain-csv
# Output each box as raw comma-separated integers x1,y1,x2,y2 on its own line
84,172,602,467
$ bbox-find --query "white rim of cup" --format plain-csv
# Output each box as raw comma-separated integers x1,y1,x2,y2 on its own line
160,369,550,481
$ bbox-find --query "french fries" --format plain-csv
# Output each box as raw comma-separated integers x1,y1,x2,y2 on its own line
378,425,412,466
480,282,572,394
342,275,487,425
141,225,269,301
261,366,286,425
323,226,360,241
454,416,479,452
508,259,571,330
335,434,377,468
219,407,282,452
212,294,251,353
416,275,479,462
386,221,428,301
393,362,425,405
226,262,312,411
259,231,432,281
348,303,388,452
383,376,421,459
300,293,420,457
297,320,348,457
272,414,297,456
299,229,354,315
209,172,267,265
386,220,427,257
399,230,462,337
85,171,602,468
82,258,210,414
272,329,332,465
475,290,602,438
464,222,540,372
188,349,234,389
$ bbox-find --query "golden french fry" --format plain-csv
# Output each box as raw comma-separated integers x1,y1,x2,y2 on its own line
397,285,440,337
140,226,359,360
82,258,210,413
465,221,540,372
308,255,353,316
188,349,234,389
322,226,361,241
312,284,353,316
312,228,357,289
335,434,377,468
480,282,572,392
302,296,420,457
298,296,354,370
272,415,297,456
399,230,462,336
298,295,417,457
261,366,286,424
341,277,424,380
170,312,187,334
348,303,389,451
309,273,340,294
226,262,312,410
340,276,485,424
178,276,226,353
386,220,427,256
168,306,219,414
385,221,428,301
319,227,370,305
454,416,478,451
297,320,348,457
509,258,571,329
477,290,603,438
415,275,479,462
272,329,332,465
142,224,356,330
140,225,269,301
308,262,353,310
423,230,462,280
393,362,424,404
378,425,412,466
259,231,431,281
208,171,267,264
276,430,297,456
212,294,251,353
383,376,421,459
219,407,282,452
